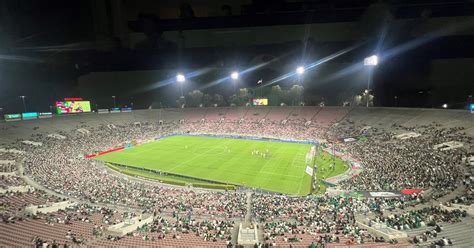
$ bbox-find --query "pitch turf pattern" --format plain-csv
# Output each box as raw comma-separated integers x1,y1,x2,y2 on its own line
94,135,313,195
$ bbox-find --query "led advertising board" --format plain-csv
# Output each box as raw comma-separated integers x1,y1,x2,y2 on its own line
4,114,21,121
22,112,38,120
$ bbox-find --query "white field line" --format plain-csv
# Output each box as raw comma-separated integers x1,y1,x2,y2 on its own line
256,143,281,173
259,171,300,178
166,139,234,172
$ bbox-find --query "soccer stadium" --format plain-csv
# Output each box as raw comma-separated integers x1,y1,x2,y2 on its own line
0,1,474,248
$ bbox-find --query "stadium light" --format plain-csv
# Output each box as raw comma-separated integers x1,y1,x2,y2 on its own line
363,55,378,108
364,55,378,66
112,96,116,108
442,103,448,109
230,71,239,80
296,66,305,75
176,73,186,83
19,95,27,112
176,73,186,97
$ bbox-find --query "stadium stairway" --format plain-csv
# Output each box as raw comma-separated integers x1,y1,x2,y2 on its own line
309,107,322,121
339,107,354,123
244,192,253,225
405,218,474,247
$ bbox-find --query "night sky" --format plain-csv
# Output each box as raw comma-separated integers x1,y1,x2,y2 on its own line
0,0,473,114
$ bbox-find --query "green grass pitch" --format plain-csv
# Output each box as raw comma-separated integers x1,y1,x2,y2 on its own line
94,135,315,195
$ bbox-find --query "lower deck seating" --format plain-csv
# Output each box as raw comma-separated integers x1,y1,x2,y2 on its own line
90,232,228,247
0,217,95,247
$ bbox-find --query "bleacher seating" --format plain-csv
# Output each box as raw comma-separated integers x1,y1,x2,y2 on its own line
287,106,320,121
224,108,247,121
0,217,96,247
89,232,228,247
265,107,292,122
205,107,229,121
183,108,207,121
244,107,271,121
313,107,349,127
0,106,473,247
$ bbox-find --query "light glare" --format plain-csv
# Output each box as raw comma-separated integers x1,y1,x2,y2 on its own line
231,71,239,80
296,66,305,75
364,55,378,66
176,73,186,83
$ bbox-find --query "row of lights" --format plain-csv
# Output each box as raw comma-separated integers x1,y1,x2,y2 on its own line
177,71,241,83
176,65,306,84
175,55,380,84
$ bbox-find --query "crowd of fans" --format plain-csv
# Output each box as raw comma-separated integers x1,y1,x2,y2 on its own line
252,193,425,246
183,120,326,142
327,121,471,196
125,216,235,243
371,206,466,231
0,113,472,247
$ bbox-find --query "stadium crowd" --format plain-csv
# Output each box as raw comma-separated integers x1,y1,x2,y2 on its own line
371,206,466,231
0,116,471,247
183,120,325,142
327,121,470,197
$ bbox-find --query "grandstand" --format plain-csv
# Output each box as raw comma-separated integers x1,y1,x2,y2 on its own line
265,106,292,122
288,106,321,122
1,106,473,247
1,107,473,137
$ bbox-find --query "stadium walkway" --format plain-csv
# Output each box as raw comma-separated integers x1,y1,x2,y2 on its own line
244,192,253,226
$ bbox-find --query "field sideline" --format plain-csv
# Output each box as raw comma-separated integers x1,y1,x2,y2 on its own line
94,135,315,195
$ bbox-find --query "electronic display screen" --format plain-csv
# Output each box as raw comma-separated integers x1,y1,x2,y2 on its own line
252,98,268,106
56,101,91,114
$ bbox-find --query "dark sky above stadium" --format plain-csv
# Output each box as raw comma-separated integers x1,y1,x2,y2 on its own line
0,0,473,113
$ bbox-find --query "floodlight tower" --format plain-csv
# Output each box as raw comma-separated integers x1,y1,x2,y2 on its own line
112,95,116,108
176,73,186,97
363,55,378,107
19,96,27,112
230,71,239,95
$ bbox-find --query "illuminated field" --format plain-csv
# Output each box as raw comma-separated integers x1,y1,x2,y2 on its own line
94,135,346,195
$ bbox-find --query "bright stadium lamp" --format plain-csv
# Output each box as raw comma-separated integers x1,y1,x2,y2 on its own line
176,73,186,83
230,71,239,80
442,103,448,109
19,95,27,112
363,55,378,108
364,55,378,66
176,73,186,97
296,66,305,75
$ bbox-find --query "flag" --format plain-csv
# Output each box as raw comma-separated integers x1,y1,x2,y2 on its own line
256,79,263,85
